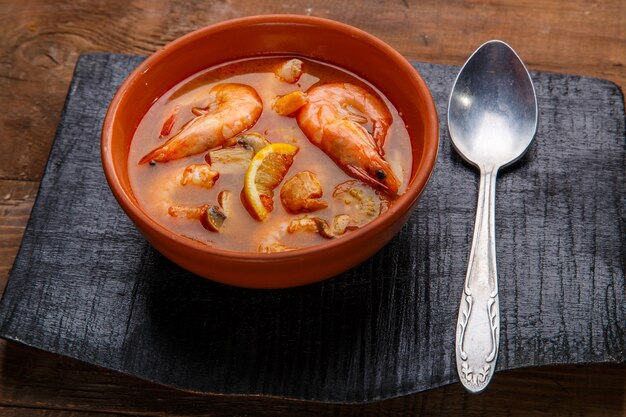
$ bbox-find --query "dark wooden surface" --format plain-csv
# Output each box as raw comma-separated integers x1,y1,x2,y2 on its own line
0,0,625,415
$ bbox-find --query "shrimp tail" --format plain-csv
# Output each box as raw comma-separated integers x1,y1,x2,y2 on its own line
139,135,194,164
139,147,166,164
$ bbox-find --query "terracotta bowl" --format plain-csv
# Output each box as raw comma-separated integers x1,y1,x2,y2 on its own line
101,15,439,289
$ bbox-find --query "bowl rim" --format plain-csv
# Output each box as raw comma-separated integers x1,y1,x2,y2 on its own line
101,14,439,262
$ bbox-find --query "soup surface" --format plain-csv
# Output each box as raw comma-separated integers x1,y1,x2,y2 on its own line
128,57,412,253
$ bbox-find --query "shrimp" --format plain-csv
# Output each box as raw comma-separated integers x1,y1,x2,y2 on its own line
296,83,400,195
140,83,263,164
168,205,206,219
273,91,308,116
275,59,303,83
180,164,219,189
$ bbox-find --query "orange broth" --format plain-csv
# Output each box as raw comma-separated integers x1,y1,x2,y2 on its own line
128,57,412,253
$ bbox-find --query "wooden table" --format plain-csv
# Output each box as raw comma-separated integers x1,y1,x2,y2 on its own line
0,0,624,415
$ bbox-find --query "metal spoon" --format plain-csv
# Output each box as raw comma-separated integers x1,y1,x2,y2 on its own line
448,40,538,393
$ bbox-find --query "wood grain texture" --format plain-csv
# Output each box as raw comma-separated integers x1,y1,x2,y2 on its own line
0,0,624,181
0,0,624,415
0,53,623,405
0,180,38,293
0,343,624,417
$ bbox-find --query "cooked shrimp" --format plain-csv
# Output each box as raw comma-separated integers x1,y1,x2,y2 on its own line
258,241,294,253
296,83,400,195
140,83,263,164
168,204,206,219
280,171,327,213
180,164,219,189
275,59,303,83
273,91,308,116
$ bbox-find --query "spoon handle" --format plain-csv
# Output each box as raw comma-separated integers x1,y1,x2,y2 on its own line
455,166,500,393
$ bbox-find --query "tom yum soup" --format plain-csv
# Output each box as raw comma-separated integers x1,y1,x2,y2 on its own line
128,57,413,253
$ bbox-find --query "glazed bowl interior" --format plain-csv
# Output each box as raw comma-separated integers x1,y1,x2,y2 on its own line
103,15,438,288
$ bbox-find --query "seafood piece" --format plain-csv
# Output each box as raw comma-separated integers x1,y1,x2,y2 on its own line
287,216,334,239
148,169,221,227
280,171,328,213
168,203,227,232
275,59,303,83
272,91,308,116
160,105,180,138
258,241,294,253
140,83,263,164
287,217,318,233
199,205,227,232
180,164,219,189
297,83,400,195
168,204,206,219
168,203,226,232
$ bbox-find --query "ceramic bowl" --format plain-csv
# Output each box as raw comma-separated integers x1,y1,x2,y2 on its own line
101,15,438,288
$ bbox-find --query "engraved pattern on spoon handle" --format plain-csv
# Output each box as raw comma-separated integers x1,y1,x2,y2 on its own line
455,167,500,393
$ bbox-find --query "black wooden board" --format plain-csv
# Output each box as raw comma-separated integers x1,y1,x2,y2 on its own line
0,54,624,403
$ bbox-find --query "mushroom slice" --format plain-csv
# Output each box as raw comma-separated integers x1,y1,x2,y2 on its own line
332,180,388,225
199,205,227,232
272,91,308,116
236,132,270,154
275,59,303,83
206,146,254,166
207,132,271,169
280,171,328,214
217,190,233,215
332,214,353,236
287,216,334,239
180,164,219,189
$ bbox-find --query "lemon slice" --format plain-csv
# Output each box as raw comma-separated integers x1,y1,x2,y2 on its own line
243,143,298,220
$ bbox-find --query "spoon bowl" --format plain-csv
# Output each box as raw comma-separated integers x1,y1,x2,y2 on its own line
448,40,538,393
449,40,538,168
